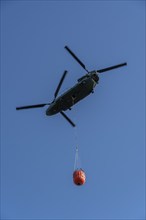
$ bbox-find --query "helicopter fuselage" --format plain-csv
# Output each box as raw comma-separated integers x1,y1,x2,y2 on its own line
16,44,127,127
46,71,99,115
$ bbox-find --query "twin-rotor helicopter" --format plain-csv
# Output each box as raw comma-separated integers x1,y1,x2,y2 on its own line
16,46,127,127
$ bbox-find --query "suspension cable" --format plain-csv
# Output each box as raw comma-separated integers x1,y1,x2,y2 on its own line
73,126,82,170
74,146,78,171
72,97,82,171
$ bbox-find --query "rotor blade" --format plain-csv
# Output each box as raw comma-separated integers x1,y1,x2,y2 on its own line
54,70,68,99
97,62,127,73
60,111,76,127
64,46,89,73
16,103,50,110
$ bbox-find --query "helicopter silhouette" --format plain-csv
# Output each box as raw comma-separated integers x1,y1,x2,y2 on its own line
16,46,127,127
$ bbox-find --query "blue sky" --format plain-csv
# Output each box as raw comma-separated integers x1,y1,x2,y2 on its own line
1,1,145,219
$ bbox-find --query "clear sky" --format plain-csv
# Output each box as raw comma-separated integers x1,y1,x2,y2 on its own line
1,1,145,219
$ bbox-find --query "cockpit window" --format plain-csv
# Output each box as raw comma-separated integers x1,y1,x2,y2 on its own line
92,74,99,82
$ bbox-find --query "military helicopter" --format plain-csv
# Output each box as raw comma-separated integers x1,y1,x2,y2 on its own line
16,46,127,127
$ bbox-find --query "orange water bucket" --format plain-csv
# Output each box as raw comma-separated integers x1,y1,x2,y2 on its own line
73,169,86,186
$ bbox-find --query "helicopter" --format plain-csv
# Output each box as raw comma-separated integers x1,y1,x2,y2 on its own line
16,46,127,127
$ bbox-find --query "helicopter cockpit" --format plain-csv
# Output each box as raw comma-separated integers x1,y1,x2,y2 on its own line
90,71,99,83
